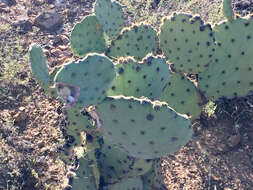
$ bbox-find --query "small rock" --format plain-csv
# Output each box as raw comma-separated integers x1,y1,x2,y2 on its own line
49,4,55,9
33,0,44,6
38,140,45,148
61,35,69,45
14,112,28,123
12,19,33,34
227,134,241,148
235,0,252,10
17,71,28,80
57,57,68,65
53,35,63,46
52,35,69,46
58,45,68,51
18,106,26,112
41,146,50,153
5,0,16,6
51,48,63,58
0,3,7,8
34,11,64,32
0,3,9,12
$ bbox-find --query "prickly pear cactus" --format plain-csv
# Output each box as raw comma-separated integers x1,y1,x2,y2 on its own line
55,54,115,108
107,56,170,100
70,15,106,56
107,24,158,61
97,139,152,184
198,15,253,100
29,44,50,87
96,96,192,159
64,107,95,146
29,44,58,97
103,177,143,190
95,0,125,40
127,158,152,180
70,156,97,190
160,73,202,119
141,167,153,190
159,13,215,74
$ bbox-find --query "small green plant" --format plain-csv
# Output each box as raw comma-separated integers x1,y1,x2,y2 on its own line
203,101,217,118
29,0,253,189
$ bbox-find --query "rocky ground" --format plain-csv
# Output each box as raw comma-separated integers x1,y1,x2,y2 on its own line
0,0,252,190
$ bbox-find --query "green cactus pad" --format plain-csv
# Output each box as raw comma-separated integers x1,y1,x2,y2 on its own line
95,0,125,40
71,157,97,190
198,16,253,100
29,44,58,97
70,15,106,56
159,13,215,74
160,73,202,119
107,56,170,100
107,24,158,61
103,177,143,190
98,139,152,184
29,44,50,87
223,0,234,22
96,96,192,159
141,168,153,190
65,107,95,146
128,158,152,177
55,54,115,108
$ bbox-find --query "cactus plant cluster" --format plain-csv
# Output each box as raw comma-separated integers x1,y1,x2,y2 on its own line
29,0,253,189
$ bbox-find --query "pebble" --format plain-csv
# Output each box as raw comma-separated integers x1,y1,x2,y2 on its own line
227,134,241,148
51,48,63,58
14,112,28,123
58,45,68,51
0,3,7,8
18,106,26,111
38,140,45,148
34,11,64,32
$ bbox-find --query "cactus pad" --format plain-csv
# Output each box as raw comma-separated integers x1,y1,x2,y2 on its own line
71,157,97,190
159,13,215,74
55,54,115,108
95,0,125,40
160,73,202,119
70,15,106,56
65,107,95,146
96,96,192,159
97,139,152,184
141,168,153,190
29,44,50,87
107,56,170,100
223,0,233,22
107,24,158,61
103,177,143,190
199,16,253,100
